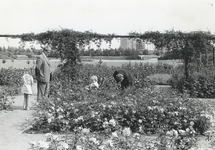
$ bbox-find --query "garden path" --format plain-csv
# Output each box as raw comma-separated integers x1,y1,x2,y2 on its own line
0,83,46,150
0,83,215,150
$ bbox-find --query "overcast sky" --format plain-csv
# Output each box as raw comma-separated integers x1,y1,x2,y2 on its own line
1,0,215,47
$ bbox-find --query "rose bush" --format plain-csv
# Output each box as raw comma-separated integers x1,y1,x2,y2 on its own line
171,65,215,98
0,68,26,110
24,63,214,149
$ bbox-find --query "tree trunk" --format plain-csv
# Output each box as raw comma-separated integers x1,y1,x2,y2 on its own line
213,47,215,65
206,49,208,66
184,57,189,80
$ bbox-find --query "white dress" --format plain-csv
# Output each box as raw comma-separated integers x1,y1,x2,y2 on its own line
21,74,33,94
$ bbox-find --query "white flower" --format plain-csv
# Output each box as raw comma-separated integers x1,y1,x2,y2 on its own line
172,129,178,137
190,121,195,126
104,140,114,147
111,101,116,105
124,97,129,101
98,145,105,150
174,111,179,116
133,133,140,139
89,137,99,145
122,127,131,137
76,145,83,150
58,115,64,119
74,109,79,113
82,128,90,134
159,108,164,113
109,119,116,127
38,141,50,149
179,107,187,110
138,119,142,123
147,106,153,111
107,105,112,108
186,128,190,132
102,121,109,128
77,116,84,121
53,135,59,141
166,131,173,137
59,142,69,149
183,119,187,123
74,119,78,122
47,113,52,117
101,104,106,109
111,131,118,138
178,130,186,135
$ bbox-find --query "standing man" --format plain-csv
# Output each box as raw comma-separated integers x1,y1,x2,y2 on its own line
35,49,52,102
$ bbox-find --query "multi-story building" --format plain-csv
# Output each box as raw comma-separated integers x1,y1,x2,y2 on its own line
120,38,136,50
120,38,155,51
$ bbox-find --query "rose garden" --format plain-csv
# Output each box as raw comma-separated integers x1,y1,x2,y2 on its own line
1,29,215,149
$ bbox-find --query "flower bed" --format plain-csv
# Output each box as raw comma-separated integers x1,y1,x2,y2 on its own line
25,63,214,149
0,68,25,110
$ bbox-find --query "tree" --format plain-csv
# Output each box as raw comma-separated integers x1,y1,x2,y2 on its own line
133,30,215,79
1,29,214,80
11,58,14,68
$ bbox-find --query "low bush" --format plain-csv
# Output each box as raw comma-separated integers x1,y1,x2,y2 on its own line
0,68,25,110
24,63,214,149
171,65,215,98
29,127,199,150
27,85,212,135
148,73,172,85
0,68,23,87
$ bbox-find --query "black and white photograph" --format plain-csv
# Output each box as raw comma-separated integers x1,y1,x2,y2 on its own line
0,0,215,149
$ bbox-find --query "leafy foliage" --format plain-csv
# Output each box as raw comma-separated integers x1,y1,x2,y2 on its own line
23,63,213,150
3,29,215,149
14,29,215,80
171,65,215,98
0,68,32,110
0,68,24,95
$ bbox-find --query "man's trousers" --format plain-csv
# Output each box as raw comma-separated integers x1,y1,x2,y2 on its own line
37,81,50,102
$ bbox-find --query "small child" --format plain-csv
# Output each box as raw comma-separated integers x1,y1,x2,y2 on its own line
85,75,99,90
21,68,34,110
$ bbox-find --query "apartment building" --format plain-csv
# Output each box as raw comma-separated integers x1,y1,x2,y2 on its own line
120,38,155,51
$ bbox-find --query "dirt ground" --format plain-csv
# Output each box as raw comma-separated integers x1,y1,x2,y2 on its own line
0,83,46,150
0,83,214,150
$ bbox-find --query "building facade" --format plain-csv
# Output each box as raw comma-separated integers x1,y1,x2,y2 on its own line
120,38,155,51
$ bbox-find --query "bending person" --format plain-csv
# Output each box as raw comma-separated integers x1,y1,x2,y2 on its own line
113,69,133,90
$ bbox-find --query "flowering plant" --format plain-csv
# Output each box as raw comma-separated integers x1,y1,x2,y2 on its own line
25,63,214,149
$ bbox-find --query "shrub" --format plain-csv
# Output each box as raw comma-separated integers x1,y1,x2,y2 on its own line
26,64,212,136
171,65,215,98
22,63,213,149
0,68,27,110
148,73,172,85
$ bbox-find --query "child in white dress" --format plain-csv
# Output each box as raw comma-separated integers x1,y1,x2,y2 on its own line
85,75,99,90
21,69,34,110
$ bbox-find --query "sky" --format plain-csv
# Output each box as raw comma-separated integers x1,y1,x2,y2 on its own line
0,0,215,48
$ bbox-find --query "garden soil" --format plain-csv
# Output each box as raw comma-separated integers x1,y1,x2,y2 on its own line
0,83,215,150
